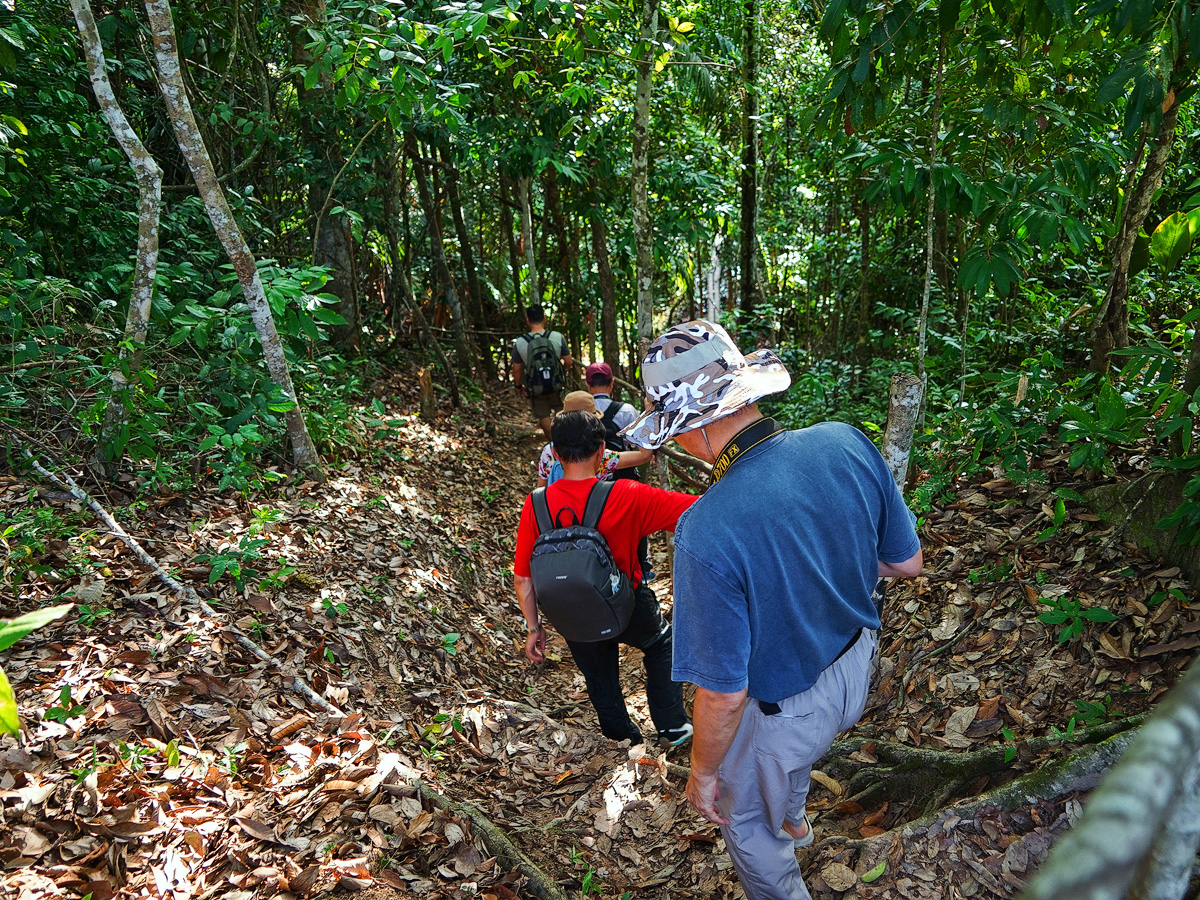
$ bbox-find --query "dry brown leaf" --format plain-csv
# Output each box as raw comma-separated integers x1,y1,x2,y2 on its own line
822,862,858,891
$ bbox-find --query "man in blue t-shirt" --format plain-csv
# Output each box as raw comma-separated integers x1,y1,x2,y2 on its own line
622,320,922,900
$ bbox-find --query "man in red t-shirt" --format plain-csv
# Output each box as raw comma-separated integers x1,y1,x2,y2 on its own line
514,410,698,745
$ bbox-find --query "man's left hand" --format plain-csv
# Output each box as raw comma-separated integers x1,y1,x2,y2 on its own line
686,770,728,825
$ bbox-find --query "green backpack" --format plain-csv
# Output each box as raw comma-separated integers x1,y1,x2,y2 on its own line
521,332,565,397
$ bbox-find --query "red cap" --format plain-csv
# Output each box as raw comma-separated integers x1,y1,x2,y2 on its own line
585,362,614,385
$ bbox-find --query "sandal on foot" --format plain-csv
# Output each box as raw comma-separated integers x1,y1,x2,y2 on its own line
779,812,814,848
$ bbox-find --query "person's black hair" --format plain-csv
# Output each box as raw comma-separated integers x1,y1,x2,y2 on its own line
526,304,546,324
551,411,605,463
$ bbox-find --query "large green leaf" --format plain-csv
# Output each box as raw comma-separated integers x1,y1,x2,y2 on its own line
0,669,17,736
1129,231,1151,276
0,603,73,653
1150,212,1193,273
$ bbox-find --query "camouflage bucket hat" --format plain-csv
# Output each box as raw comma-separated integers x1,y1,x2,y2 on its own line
621,320,791,449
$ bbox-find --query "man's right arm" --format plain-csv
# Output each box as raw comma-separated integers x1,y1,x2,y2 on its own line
879,547,922,578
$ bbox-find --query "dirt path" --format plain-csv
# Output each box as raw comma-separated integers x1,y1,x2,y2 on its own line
3,375,1198,900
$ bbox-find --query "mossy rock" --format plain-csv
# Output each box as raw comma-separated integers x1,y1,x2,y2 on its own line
1085,472,1200,586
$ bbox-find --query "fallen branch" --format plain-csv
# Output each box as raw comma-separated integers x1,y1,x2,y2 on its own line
415,780,569,900
658,443,712,476
20,448,341,717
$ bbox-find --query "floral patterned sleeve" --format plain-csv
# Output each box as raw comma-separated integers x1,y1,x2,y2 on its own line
537,444,555,481
599,450,620,480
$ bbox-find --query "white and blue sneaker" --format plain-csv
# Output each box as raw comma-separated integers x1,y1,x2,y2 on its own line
658,722,693,747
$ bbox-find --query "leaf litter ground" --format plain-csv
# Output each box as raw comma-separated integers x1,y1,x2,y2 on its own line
1,379,1195,900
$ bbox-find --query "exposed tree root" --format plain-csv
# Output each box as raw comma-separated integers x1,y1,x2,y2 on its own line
415,780,570,900
816,724,1140,869
816,715,1142,812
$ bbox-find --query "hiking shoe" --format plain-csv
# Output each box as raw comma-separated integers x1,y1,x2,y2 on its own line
658,722,693,747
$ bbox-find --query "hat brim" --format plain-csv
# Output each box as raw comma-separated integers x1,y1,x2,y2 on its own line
620,350,791,449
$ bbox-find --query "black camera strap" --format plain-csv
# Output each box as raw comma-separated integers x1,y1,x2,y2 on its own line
709,416,784,486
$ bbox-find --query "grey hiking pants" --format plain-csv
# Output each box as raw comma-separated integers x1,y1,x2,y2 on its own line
717,628,877,900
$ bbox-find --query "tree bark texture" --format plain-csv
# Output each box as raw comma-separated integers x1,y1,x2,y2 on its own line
500,174,523,307
441,143,495,383
409,136,474,375
632,0,659,357
1089,71,1191,371
1021,652,1200,900
738,0,759,323
71,0,163,475
881,373,924,490
917,33,946,392
382,144,459,408
591,210,621,377
142,0,325,480
517,176,540,305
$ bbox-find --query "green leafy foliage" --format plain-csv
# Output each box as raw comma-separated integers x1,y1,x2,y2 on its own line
1036,595,1119,644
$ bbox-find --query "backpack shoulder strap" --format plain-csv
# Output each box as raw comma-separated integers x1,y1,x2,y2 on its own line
581,479,616,529
531,488,554,534
601,402,620,426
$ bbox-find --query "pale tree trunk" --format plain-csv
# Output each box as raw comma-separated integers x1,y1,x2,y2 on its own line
882,373,924,490
916,34,946,428
738,0,759,324
1089,66,1193,371
72,0,163,477
142,0,324,480
632,0,660,357
1022,652,1200,900
408,136,474,375
517,176,540,304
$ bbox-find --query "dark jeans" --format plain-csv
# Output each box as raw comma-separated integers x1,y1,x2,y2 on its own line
565,584,688,743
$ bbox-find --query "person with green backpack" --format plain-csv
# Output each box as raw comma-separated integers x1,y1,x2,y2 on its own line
512,304,572,439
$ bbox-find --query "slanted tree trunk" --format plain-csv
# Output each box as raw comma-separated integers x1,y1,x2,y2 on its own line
1090,67,1193,371
632,0,659,357
517,176,540,305
441,142,494,383
142,0,324,480
71,0,163,478
409,136,474,375
738,0,759,325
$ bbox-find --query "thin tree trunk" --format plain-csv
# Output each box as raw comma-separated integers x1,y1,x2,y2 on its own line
592,211,621,377
738,0,759,324
383,141,459,407
632,0,659,357
857,194,870,344
916,34,946,427
441,142,494,383
71,0,163,477
517,176,540,304
500,174,523,307
142,0,324,480
409,136,474,374
1089,69,1192,371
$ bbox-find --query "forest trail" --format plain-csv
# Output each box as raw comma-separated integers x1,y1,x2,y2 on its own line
3,372,1200,900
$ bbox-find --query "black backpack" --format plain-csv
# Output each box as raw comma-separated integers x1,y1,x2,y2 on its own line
600,402,641,482
521,332,565,397
528,480,635,643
